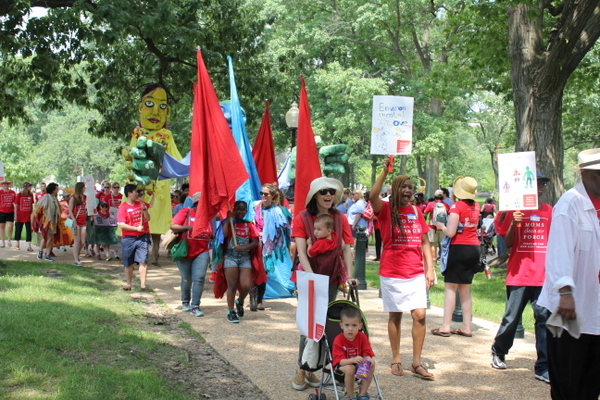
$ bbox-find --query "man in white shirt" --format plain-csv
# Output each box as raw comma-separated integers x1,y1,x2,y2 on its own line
538,148,600,400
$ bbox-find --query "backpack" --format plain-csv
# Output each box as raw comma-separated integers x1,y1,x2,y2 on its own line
433,201,447,225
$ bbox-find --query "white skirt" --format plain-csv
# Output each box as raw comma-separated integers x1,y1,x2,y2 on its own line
380,274,427,312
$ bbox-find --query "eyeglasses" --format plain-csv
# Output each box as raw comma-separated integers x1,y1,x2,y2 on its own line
319,189,337,196
260,192,271,196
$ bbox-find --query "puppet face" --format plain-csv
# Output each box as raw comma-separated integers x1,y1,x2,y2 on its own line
138,88,170,130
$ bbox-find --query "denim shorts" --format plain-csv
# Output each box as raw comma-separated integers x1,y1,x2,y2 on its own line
121,234,150,267
223,253,251,269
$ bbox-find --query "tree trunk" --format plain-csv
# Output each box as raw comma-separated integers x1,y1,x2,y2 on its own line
508,0,600,204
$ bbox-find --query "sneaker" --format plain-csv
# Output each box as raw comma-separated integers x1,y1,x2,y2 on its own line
305,371,320,388
190,307,204,317
235,299,244,318
227,310,239,323
73,262,82,266
182,302,192,312
44,256,54,262
37,251,43,260
50,251,56,257
106,257,112,261
535,371,550,384
292,370,307,391
491,352,507,369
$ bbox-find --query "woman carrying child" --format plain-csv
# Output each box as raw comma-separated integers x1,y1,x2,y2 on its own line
333,306,376,400
291,177,357,391
221,201,260,323
370,158,435,380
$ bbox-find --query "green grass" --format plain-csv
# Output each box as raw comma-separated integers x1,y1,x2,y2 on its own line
0,259,196,399
365,262,536,332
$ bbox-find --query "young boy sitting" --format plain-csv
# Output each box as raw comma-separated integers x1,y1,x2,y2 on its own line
332,306,376,400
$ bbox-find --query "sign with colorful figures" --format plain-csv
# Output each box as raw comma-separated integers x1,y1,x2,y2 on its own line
370,96,414,155
82,174,97,215
497,151,539,211
0,161,4,182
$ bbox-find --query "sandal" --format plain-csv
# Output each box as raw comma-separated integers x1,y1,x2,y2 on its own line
27,248,34,252
257,303,265,310
140,287,153,292
122,285,132,291
451,328,473,337
431,328,451,337
410,364,434,380
391,362,403,376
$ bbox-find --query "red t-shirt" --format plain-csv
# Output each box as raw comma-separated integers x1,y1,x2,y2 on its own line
291,212,353,244
171,208,212,259
15,193,33,222
226,221,260,249
589,193,600,219
0,189,16,213
117,201,150,236
449,200,480,245
376,202,429,279
71,196,87,227
99,193,123,208
500,204,552,286
332,331,375,368
35,192,45,202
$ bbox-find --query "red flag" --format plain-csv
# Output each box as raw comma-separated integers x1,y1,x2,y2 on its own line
252,101,278,186
190,50,249,236
293,76,322,217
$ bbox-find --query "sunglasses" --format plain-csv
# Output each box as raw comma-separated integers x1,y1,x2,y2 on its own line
104,186,110,189
260,192,271,196
100,205,108,208
319,188,337,196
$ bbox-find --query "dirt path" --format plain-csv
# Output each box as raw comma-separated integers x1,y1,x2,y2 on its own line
1,246,551,399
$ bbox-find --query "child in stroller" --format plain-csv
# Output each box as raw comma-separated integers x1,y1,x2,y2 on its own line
479,216,496,256
332,306,376,400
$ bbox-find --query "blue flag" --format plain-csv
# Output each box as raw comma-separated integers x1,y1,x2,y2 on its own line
227,56,263,220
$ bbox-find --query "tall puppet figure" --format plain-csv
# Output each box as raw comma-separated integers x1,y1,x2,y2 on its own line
126,84,182,265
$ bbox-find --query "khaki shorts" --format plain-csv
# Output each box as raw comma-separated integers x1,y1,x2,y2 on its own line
427,229,445,247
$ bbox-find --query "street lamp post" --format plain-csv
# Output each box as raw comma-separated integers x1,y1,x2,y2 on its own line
285,101,299,149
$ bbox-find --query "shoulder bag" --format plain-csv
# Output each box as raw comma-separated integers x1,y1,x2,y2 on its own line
171,210,190,262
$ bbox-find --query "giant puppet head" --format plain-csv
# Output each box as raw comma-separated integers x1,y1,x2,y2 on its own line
138,84,171,131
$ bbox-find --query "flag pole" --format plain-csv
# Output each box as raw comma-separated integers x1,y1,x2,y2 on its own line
227,202,238,247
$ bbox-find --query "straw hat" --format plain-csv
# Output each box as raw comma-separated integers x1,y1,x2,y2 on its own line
577,148,600,170
62,188,74,195
1,179,11,185
452,176,478,200
305,177,344,206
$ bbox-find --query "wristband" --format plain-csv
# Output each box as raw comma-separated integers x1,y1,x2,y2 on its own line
559,291,573,296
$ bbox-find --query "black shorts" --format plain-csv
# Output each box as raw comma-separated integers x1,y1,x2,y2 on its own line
0,212,15,223
121,234,150,267
444,244,480,284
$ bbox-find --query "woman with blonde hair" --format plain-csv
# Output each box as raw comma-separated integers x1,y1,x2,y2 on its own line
69,182,88,266
252,182,293,311
370,159,435,379
431,176,481,337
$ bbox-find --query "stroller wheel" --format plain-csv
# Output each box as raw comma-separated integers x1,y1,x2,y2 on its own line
308,394,317,400
320,394,326,400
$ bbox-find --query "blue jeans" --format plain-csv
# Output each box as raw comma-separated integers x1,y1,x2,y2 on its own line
176,251,209,307
491,286,550,374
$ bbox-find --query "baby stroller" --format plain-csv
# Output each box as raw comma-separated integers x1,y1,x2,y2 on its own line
307,288,384,400
479,216,496,256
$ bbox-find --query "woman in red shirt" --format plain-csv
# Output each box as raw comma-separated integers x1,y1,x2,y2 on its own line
370,159,435,380
69,182,88,266
170,192,212,318
290,177,356,391
432,176,481,337
0,180,16,248
14,181,34,251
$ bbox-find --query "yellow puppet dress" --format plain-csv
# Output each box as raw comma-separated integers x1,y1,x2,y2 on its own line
130,126,182,235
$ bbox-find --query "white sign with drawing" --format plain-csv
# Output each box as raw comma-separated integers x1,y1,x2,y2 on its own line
82,174,97,215
370,96,414,155
497,151,539,211
0,161,4,182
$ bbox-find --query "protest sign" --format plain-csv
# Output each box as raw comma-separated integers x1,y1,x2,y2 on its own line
82,175,97,215
370,96,414,155
296,271,329,342
497,151,538,211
